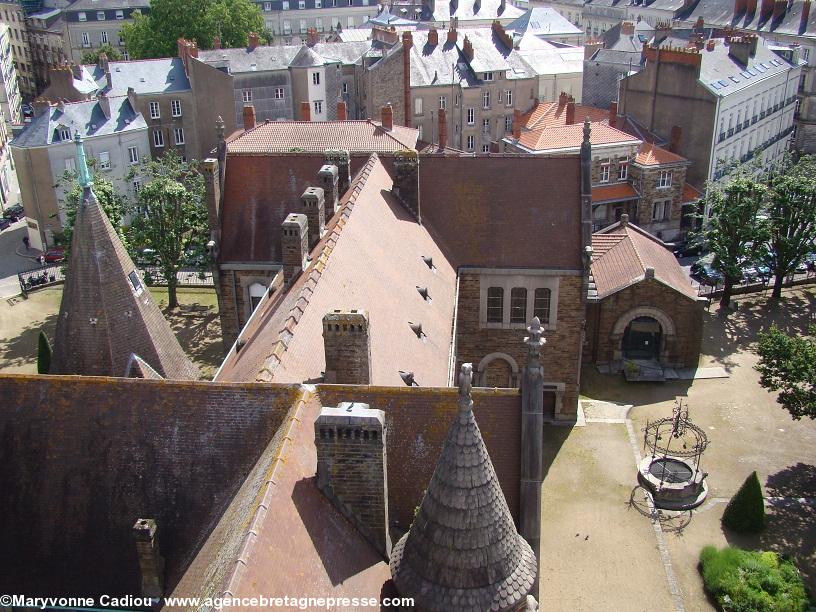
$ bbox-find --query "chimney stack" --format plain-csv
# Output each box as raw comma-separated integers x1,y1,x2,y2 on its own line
97,90,111,119
428,27,438,46
98,52,109,73
463,35,474,61
620,213,629,226
105,69,112,91
558,91,568,107
402,32,413,128
281,213,309,284
32,97,50,117
301,100,311,121
728,36,753,64
747,0,758,13
242,103,256,131
133,519,164,599
324,150,351,195
584,39,604,59
438,106,447,149
609,101,617,128
773,0,786,19
307,27,319,46
802,0,812,29
381,104,393,130
71,63,82,80
565,99,576,125
447,21,458,43
621,21,635,36
248,31,259,50
213,35,221,49
315,401,389,558
301,186,326,246
392,150,420,222
322,311,372,384
707,39,716,51
319,164,340,213
202,158,222,238
669,125,682,153
512,108,521,139
336,99,347,120
735,0,748,13
760,0,774,19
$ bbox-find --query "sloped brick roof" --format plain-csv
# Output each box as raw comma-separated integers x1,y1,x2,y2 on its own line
682,182,703,202
227,120,419,154
634,142,688,166
591,221,698,299
592,182,639,203
517,121,638,152
520,100,610,129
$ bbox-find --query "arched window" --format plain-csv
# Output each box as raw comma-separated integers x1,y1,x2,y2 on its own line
486,287,503,323
534,288,551,323
248,282,267,312
510,287,527,324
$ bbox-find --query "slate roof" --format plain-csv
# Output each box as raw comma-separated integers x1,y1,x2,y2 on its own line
600,21,651,52
506,7,583,37
678,0,816,36
591,220,698,299
431,0,524,22
390,367,537,610
216,154,457,387
66,0,148,10
361,5,419,27
87,58,191,96
198,41,371,73
227,119,419,154
516,43,585,75
12,96,146,148
50,172,199,379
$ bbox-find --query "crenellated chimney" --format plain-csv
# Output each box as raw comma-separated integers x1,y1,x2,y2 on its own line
248,31,259,50
462,35,474,61
621,21,635,36
428,27,439,46
319,164,340,213
242,103,256,131
98,52,110,73
438,106,447,149
558,91,568,107
301,100,311,121
281,213,309,284
760,0,774,19
97,90,111,119
447,20,458,43
381,104,393,130
609,101,617,128
402,32,413,128
322,311,372,384
336,99,347,120
565,99,576,125
301,186,326,246
133,519,164,599
324,150,351,195
392,150,420,222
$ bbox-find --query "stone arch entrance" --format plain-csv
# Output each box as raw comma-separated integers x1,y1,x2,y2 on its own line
611,306,676,365
476,352,520,388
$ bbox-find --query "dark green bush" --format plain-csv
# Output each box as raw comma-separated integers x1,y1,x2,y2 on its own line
699,546,810,611
37,330,51,374
722,471,766,533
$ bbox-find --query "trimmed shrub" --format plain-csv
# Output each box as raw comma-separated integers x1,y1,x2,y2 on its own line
37,330,52,374
722,471,766,533
699,546,810,611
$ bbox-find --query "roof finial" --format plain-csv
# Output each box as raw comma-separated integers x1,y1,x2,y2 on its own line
216,115,225,142
583,116,591,142
525,317,546,362
458,362,473,409
74,133,93,189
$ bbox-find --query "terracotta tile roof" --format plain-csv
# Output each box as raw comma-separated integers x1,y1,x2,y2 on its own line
517,122,638,152
227,120,419,154
634,142,688,166
216,154,457,387
592,183,639,203
591,222,698,299
682,182,703,202
520,101,609,130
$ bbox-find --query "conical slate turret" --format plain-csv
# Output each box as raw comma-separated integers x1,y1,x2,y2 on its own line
390,363,537,611
49,135,200,380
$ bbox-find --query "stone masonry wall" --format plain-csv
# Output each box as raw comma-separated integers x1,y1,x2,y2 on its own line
632,163,686,239
217,268,281,349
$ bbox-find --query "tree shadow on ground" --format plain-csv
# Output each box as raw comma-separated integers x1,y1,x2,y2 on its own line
164,304,225,379
0,312,57,372
701,288,816,372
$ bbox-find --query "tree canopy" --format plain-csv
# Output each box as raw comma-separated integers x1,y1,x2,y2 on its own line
121,0,267,59
80,44,123,65
755,325,816,420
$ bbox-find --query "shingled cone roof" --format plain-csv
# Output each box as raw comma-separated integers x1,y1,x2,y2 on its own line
49,135,200,380
390,364,537,611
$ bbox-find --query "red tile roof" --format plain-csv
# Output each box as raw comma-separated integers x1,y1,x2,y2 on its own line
591,222,698,299
634,142,688,166
517,122,639,152
227,120,419,154
521,101,610,130
682,182,703,202
592,183,639,203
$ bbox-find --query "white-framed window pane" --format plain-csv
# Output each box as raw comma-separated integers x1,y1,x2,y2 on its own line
482,144,490,153
81,32,90,47
312,71,320,85
133,179,141,194
347,16,355,28
300,18,307,32
486,287,503,323
483,90,490,108
100,31,108,44
600,164,610,183
264,1,272,9
439,95,447,110
314,100,323,114
99,151,110,169
174,127,184,144
149,101,160,118
509,287,527,324
171,99,181,116
467,108,474,124
315,17,323,31
506,90,512,106
116,9,123,18
414,97,422,115
128,146,139,164
97,11,105,20
78,11,86,21
242,90,252,102
505,115,512,132
275,87,284,99
618,162,628,180
467,135,474,151
59,127,71,141
153,129,164,147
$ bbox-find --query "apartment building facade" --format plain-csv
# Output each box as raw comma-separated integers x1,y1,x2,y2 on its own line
254,0,380,45
63,0,149,63
0,0,35,97
25,7,67,94
0,23,23,127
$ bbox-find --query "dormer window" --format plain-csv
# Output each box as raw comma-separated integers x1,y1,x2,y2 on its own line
483,71,494,81
58,126,71,141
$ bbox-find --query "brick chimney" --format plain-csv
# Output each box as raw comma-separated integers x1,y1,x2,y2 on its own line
307,27,319,46
301,186,326,246
803,0,812,29
381,104,393,130
694,15,705,30
322,311,372,384
213,35,221,49
319,164,340,213
242,103,256,131
558,91,568,107
300,100,311,121
463,35,474,61
735,0,748,12
402,32,413,128
584,39,604,60
773,0,786,19
315,401,389,558
447,22,458,43
336,99,347,120
392,150,420,222
621,21,635,36
133,519,164,599
706,39,716,51
428,27,438,46
32,97,50,117
669,125,682,153
248,31,259,50
324,150,351,195
565,99,576,125
97,90,111,119
98,52,110,73
513,108,521,139
760,0,774,19
281,213,309,284
609,101,617,128
438,106,447,149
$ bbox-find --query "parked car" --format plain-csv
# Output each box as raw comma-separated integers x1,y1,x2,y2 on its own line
0,217,10,231
44,246,66,263
691,254,723,285
2,204,24,222
674,235,706,258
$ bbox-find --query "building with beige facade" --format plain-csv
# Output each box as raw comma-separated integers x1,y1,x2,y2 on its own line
0,0,35,97
0,22,23,127
25,6,67,94
63,0,148,63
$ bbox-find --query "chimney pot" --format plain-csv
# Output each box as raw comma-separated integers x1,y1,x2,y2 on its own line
321,313,372,384
565,100,576,125
242,104,256,131
318,164,340,213
428,27,438,46
381,103,393,130
281,213,309,284
301,100,312,121
438,106,447,149
132,518,164,599
336,99,348,120
620,213,629,226
248,31,259,50
609,101,618,128
301,186,326,245
645,266,655,279
324,149,351,194
621,21,635,36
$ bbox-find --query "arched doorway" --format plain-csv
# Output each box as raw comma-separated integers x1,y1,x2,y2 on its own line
622,316,662,360
476,352,520,388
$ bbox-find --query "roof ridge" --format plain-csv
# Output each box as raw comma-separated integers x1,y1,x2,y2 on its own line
254,153,381,382
624,226,647,274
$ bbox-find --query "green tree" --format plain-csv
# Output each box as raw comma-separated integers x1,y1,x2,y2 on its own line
37,330,52,374
722,471,766,533
121,0,266,60
127,151,208,308
699,172,767,309
755,325,816,420
80,44,124,65
764,155,816,299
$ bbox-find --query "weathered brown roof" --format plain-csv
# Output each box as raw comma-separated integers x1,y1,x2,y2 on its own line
591,221,698,299
227,120,419,154
50,186,199,380
216,154,457,386
682,182,703,202
592,182,639,203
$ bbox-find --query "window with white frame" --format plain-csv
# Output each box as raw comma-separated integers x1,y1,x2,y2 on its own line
171,99,182,116
78,11,86,21
242,89,252,102
282,19,291,33
153,129,164,147
274,87,284,99
466,135,474,151
248,282,266,312
298,0,305,7
315,17,323,30
482,118,490,134
264,1,271,9
282,2,290,9
174,127,184,144
115,9,123,18
64,157,76,172
58,126,70,141
97,11,105,20
133,179,141,194
149,101,160,119
658,170,672,188
483,90,490,108
454,94,460,107
81,32,90,47
315,0,322,6
100,31,108,44
99,151,110,169
505,115,512,132
482,144,490,153
652,199,670,221
467,107,474,124
128,146,139,164
498,90,503,103
618,161,628,180
483,71,493,81
505,89,512,106
347,15,354,27
600,162,610,183
300,18,307,32
312,71,320,85
439,95,447,110
414,96,423,115
313,99,323,114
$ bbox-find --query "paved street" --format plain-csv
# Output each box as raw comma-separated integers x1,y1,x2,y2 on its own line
0,219,41,299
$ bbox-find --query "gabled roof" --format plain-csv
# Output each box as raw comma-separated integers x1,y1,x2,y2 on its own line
521,100,610,129
591,220,698,299
216,154,457,387
289,44,324,68
227,119,419,154
198,41,371,73
515,121,639,153
682,182,703,202
430,0,524,22
678,0,816,37
592,182,639,203
50,180,199,379
87,58,191,96
634,142,688,166
506,7,583,37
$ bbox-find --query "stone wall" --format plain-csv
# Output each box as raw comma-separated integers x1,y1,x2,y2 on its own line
632,163,686,240
362,48,406,127
217,267,281,348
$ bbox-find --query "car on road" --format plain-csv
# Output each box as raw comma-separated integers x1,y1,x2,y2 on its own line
0,217,10,231
2,204,24,222
44,246,66,263
691,254,723,285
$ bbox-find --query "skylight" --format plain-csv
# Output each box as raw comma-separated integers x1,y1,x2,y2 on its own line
729,75,741,83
